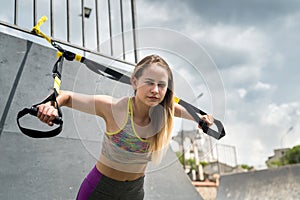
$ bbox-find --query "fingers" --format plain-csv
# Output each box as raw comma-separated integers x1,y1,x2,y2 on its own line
199,114,214,129
37,103,58,126
205,115,214,126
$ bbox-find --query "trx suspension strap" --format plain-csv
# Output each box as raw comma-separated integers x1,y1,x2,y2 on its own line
17,16,226,140
17,16,63,138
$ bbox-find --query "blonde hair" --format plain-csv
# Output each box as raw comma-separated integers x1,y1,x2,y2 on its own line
132,55,174,164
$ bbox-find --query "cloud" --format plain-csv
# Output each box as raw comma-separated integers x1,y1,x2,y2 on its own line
137,0,300,168
238,88,247,99
184,0,300,27
262,102,300,126
253,81,272,91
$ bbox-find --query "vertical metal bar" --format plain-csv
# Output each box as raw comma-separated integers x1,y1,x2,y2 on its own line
66,0,70,42
209,137,214,161
33,0,37,26
233,146,237,167
95,0,100,52
131,0,138,63
181,130,186,170
120,0,125,60
81,0,85,47
107,0,113,56
14,0,18,25
50,0,54,37
216,144,221,174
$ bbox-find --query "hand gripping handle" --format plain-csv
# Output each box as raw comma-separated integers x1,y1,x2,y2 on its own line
178,99,226,140
28,106,62,125
16,91,63,138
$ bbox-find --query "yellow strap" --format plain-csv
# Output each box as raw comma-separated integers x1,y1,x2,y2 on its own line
32,16,52,44
56,52,63,58
53,76,61,94
75,54,83,62
39,32,52,44
35,16,48,29
174,96,180,104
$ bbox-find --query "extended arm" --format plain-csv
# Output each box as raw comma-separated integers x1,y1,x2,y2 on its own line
37,90,113,125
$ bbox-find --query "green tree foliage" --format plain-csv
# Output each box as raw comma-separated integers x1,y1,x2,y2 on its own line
240,164,254,170
176,152,183,165
176,152,206,170
283,145,300,164
185,159,196,170
200,161,208,167
267,160,284,168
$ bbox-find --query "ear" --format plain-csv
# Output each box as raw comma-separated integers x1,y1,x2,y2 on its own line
131,77,138,90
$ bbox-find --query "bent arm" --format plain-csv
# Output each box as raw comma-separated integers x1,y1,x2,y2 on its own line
174,103,214,127
174,103,194,120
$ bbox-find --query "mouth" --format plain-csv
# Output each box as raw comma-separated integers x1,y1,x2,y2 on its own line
148,96,159,100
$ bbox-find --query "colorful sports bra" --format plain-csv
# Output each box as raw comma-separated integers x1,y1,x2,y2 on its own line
100,97,152,173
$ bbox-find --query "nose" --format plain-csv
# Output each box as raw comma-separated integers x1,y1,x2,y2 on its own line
151,84,159,94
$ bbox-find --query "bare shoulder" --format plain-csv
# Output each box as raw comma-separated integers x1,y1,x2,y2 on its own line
93,95,113,118
112,96,129,109
110,96,129,118
94,95,129,109
104,96,130,131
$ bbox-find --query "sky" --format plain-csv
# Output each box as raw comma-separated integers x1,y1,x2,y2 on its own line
1,0,300,169
134,0,300,168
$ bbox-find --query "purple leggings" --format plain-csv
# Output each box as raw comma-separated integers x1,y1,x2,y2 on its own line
76,166,103,200
76,166,144,200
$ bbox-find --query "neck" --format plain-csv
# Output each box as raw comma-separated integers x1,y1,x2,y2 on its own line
131,97,151,126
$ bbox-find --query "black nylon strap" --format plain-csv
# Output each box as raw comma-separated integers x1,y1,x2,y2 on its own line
83,59,131,85
52,55,63,79
17,36,225,140
81,57,226,140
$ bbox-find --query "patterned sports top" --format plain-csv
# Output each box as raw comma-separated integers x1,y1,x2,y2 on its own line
100,97,152,173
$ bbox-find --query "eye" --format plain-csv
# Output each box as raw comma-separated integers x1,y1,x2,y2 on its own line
158,83,166,88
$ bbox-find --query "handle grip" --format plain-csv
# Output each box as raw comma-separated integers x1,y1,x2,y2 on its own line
29,107,63,125
16,91,63,138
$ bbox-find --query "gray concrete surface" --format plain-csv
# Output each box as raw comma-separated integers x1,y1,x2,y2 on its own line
0,31,202,200
216,164,300,200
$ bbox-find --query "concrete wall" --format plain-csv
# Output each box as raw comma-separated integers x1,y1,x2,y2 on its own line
216,164,300,200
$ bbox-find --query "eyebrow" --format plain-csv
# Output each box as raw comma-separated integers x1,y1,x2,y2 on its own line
144,78,167,84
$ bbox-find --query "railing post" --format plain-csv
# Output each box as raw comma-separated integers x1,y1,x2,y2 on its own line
95,0,100,52
81,0,85,47
14,0,18,25
67,0,70,42
108,0,113,56
131,0,138,63
33,0,37,26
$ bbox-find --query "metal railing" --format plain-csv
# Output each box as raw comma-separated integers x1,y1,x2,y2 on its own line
1,0,138,64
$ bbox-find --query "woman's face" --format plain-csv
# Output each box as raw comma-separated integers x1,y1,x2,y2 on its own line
133,64,169,107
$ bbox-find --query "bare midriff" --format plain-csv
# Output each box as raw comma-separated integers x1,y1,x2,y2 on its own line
96,161,145,181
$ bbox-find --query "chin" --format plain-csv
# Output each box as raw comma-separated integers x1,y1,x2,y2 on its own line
144,101,156,106
147,100,162,107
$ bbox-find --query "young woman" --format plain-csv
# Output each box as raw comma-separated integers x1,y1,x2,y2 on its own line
37,55,213,200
